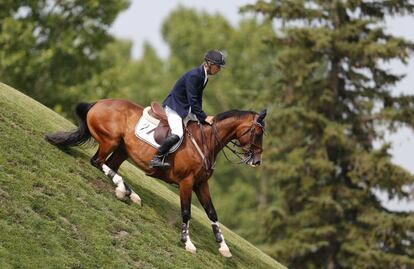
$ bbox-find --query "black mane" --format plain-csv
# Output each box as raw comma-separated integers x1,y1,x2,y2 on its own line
214,109,256,122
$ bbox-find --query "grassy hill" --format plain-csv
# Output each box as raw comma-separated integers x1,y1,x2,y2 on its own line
0,82,286,269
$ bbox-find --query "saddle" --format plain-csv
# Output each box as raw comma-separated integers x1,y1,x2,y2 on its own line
148,102,171,145
135,102,185,151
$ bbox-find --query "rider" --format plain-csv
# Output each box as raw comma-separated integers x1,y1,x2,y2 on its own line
149,49,226,168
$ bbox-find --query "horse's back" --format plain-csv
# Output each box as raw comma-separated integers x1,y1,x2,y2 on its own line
94,99,143,111
87,99,144,139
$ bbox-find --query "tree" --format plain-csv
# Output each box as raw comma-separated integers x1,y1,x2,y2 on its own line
0,0,129,115
242,1,414,268
118,43,168,106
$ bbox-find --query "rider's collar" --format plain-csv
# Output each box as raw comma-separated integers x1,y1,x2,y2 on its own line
203,65,208,84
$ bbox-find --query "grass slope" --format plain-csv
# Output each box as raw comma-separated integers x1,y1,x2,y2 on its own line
0,82,286,269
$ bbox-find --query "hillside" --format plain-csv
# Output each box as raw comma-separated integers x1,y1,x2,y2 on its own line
0,82,286,269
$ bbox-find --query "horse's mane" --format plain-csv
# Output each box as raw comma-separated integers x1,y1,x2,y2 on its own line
214,109,256,122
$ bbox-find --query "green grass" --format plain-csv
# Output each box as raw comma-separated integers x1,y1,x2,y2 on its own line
0,82,286,269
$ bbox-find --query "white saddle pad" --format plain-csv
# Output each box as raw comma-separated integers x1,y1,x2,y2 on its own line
135,107,183,153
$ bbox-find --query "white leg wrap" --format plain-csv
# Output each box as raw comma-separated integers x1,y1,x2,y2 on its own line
181,222,196,253
102,164,127,199
129,191,142,206
115,182,127,199
219,239,232,257
212,222,232,257
102,164,124,186
101,164,141,204
102,164,111,176
212,221,221,229
185,236,197,253
112,174,123,185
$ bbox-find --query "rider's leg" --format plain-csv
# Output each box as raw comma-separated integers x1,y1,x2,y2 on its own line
149,106,183,168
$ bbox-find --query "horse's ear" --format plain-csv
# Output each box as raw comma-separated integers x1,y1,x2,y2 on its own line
257,109,267,123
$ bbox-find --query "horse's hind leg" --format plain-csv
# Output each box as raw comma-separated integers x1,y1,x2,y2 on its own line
105,144,141,205
90,140,140,205
90,140,117,169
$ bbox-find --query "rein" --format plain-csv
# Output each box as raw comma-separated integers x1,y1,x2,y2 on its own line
212,124,251,164
185,126,210,170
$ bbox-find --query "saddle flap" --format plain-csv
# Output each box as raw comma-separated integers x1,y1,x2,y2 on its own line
150,101,168,122
135,107,183,153
154,122,171,145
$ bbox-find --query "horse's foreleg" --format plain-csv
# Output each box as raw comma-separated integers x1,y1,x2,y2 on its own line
179,178,196,253
106,146,141,205
194,181,232,257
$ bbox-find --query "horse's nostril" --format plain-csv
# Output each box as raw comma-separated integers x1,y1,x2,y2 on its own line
254,160,261,166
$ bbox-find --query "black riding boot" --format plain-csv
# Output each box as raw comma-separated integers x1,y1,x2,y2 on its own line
149,134,180,168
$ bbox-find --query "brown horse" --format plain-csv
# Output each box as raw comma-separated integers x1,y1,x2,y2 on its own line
45,99,266,257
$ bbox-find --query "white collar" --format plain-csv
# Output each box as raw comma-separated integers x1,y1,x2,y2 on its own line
203,65,208,85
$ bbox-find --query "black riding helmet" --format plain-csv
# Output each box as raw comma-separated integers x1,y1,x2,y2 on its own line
204,50,225,67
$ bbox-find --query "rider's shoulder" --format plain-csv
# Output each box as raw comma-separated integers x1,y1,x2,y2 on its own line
183,66,203,78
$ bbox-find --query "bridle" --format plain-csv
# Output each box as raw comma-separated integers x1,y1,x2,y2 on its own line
212,116,265,165
186,112,266,171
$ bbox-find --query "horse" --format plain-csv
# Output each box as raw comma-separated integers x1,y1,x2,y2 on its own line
45,99,266,257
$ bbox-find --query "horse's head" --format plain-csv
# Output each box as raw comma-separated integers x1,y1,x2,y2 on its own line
234,109,267,167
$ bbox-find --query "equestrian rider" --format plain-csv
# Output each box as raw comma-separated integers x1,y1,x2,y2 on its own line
149,50,225,168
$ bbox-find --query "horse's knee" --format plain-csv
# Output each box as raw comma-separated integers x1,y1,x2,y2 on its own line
207,209,218,222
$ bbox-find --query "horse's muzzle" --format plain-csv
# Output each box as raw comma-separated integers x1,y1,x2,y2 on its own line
253,160,261,166
246,154,262,167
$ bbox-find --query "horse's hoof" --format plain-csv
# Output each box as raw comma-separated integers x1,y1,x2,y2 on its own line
219,247,232,257
130,192,142,206
184,240,197,254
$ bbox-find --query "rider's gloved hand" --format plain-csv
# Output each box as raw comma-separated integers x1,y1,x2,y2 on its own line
205,116,214,125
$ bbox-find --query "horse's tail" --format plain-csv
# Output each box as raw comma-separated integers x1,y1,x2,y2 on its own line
45,102,96,148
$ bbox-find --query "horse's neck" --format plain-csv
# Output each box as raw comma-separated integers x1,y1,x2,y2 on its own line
213,117,244,150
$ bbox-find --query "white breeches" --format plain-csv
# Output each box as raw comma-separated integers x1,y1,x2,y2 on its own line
165,106,184,138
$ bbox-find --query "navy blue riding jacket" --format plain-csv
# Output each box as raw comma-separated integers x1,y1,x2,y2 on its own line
162,65,208,122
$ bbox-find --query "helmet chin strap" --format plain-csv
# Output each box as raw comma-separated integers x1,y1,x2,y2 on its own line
205,61,213,75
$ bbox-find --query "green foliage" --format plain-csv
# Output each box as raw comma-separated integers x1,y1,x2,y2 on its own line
0,82,286,268
0,0,129,116
162,7,232,70
117,43,168,106
241,0,414,268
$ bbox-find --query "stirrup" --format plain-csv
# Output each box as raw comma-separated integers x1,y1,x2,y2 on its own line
149,155,170,169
